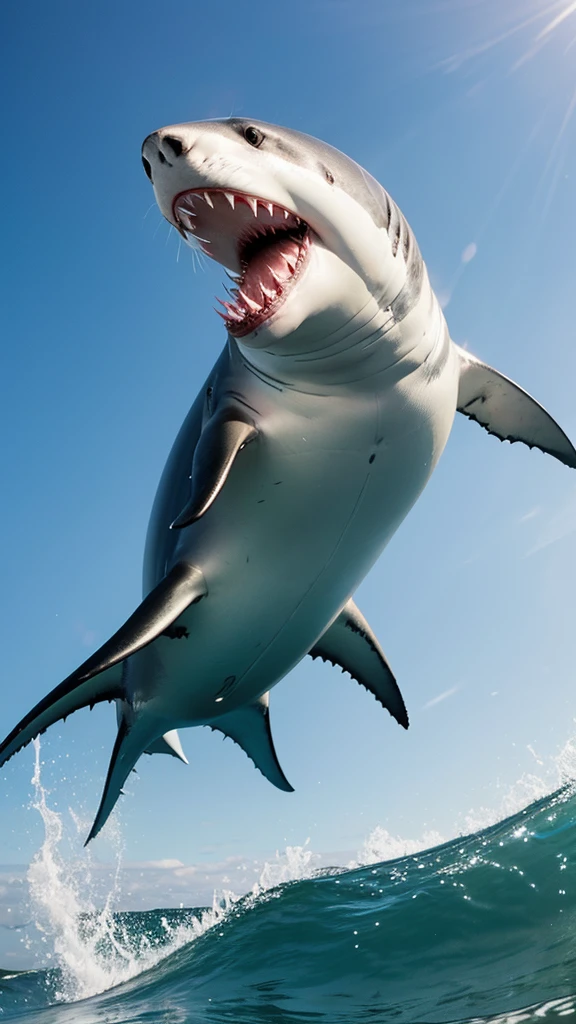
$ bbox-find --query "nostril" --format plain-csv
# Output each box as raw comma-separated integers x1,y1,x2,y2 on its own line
142,156,153,181
164,136,183,157
158,151,167,164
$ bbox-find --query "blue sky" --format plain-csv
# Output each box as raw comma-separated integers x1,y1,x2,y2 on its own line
1,0,576,894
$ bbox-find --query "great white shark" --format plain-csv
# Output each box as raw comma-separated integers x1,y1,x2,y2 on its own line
2,119,575,843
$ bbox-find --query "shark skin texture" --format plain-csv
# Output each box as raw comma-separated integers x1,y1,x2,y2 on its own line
2,118,575,843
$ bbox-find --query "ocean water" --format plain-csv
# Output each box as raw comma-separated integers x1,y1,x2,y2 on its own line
0,744,575,1023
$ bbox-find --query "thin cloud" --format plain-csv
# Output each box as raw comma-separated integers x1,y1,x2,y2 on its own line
519,507,541,523
525,488,576,556
461,242,478,264
422,687,459,710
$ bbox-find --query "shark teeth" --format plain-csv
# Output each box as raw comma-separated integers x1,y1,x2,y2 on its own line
239,290,261,313
215,298,244,321
172,188,310,335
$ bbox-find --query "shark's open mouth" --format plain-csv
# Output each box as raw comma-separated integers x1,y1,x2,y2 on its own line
172,189,311,337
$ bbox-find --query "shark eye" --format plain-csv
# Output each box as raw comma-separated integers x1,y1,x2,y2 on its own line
244,126,264,148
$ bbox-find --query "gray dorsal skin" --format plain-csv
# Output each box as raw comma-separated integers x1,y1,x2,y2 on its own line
2,117,575,842
310,600,408,729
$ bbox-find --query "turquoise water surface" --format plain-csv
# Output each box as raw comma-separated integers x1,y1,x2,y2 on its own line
1,782,574,1023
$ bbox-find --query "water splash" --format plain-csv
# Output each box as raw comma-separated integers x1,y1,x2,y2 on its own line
27,740,203,1000
355,732,576,867
253,839,321,893
16,732,576,1020
353,826,447,867
26,742,326,1003
24,729,576,1006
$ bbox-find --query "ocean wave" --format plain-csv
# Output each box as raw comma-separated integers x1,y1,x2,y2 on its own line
1,759,575,1023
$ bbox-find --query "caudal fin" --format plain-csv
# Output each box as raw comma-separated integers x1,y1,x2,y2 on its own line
85,716,160,844
0,665,124,767
0,561,206,769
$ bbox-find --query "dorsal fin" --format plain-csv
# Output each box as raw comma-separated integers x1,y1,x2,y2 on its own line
207,694,293,792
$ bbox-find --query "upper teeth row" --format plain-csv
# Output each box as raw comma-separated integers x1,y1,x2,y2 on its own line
176,191,296,226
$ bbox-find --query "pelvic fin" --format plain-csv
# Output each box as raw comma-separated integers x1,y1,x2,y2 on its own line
146,730,189,763
116,701,188,763
310,599,409,729
207,693,293,792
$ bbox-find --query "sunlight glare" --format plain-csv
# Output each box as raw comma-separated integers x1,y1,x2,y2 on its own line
537,0,576,39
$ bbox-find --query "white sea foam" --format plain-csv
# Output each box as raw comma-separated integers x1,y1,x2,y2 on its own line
353,827,447,867
354,732,576,867
26,731,576,1003
27,741,324,1002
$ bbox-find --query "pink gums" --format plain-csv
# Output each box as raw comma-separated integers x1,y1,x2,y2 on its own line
172,189,310,337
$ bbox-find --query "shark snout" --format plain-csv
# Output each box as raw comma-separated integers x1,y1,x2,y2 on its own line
141,126,196,185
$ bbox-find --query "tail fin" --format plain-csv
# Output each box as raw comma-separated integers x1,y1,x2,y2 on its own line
85,716,160,844
0,664,124,767
0,561,206,769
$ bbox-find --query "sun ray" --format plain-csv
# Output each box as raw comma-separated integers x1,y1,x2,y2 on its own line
537,0,576,39
444,100,554,302
441,0,576,74
528,84,576,222
511,33,555,70
440,0,564,72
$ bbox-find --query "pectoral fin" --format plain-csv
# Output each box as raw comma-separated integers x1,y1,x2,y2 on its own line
171,407,258,529
207,694,293,792
456,345,576,468
310,600,409,729
0,561,206,768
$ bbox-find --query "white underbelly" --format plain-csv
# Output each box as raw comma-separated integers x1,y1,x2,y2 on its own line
130,350,459,724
